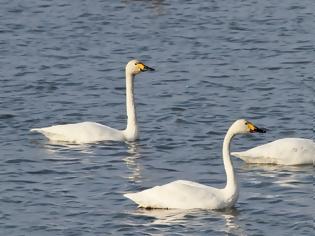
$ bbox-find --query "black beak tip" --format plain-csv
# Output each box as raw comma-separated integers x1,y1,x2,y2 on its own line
257,127,267,133
143,65,155,72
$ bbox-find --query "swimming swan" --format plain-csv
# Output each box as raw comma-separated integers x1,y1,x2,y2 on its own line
30,59,154,143
232,138,315,165
124,119,266,209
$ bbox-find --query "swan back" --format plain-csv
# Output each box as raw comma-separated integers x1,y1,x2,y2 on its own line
232,138,315,165
124,180,226,209
31,122,125,143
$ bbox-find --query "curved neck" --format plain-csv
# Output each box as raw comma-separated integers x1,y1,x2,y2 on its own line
124,72,138,140
222,129,238,195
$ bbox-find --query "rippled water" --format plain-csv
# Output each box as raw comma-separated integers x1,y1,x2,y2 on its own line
0,0,314,235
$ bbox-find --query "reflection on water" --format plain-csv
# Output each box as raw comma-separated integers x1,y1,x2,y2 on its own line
219,209,246,236
130,207,245,235
123,142,142,182
1,0,313,234
240,163,313,172
240,163,313,188
37,139,94,154
133,208,194,225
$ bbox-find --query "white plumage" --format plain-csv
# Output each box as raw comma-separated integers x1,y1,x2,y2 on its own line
124,119,266,209
31,122,124,143
125,180,227,209
30,59,154,143
232,138,315,165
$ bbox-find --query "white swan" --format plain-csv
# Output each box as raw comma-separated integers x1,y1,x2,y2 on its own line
232,138,315,165
124,119,266,209
30,59,154,143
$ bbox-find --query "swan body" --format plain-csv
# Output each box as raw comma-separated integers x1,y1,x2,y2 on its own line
31,122,124,143
125,180,232,209
124,119,266,210
232,138,315,165
30,59,154,143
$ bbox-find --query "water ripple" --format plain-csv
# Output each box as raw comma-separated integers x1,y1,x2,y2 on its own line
0,0,313,235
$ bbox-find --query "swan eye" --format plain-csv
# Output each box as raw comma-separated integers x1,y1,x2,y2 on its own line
245,122,248,125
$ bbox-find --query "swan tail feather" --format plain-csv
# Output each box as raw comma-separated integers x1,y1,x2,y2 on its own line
124,193,148,208
30,128,43,132
124,193,136,201
231,151,254,163
231,151,244,158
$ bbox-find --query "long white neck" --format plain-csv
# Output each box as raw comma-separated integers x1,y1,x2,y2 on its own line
222,129,239,199
123,72,138,141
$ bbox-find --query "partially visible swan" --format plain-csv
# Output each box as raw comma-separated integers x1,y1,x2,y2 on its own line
31,59,154,143
124,119,266,209
232,138,315,165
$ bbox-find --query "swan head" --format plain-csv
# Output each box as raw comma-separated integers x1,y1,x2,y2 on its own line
231,119,266,135
126,59,155,76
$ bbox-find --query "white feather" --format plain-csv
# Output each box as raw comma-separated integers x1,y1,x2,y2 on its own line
232,138,315,165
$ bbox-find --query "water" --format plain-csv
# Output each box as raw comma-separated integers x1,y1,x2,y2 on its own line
0,0,314,235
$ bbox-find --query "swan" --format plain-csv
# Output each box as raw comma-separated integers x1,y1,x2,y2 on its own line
30,59,154,143
124,119,266,209
232,138,315,165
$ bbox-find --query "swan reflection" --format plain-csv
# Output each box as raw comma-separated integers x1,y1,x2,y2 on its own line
129,207,245,234
39,140,94,155
240,163,313,188
123,142,142,182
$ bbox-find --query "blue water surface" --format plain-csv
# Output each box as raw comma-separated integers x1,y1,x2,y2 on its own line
0,0,314,235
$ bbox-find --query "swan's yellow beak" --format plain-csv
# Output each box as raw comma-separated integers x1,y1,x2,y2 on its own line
247,122,266,133
136,62,155,72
